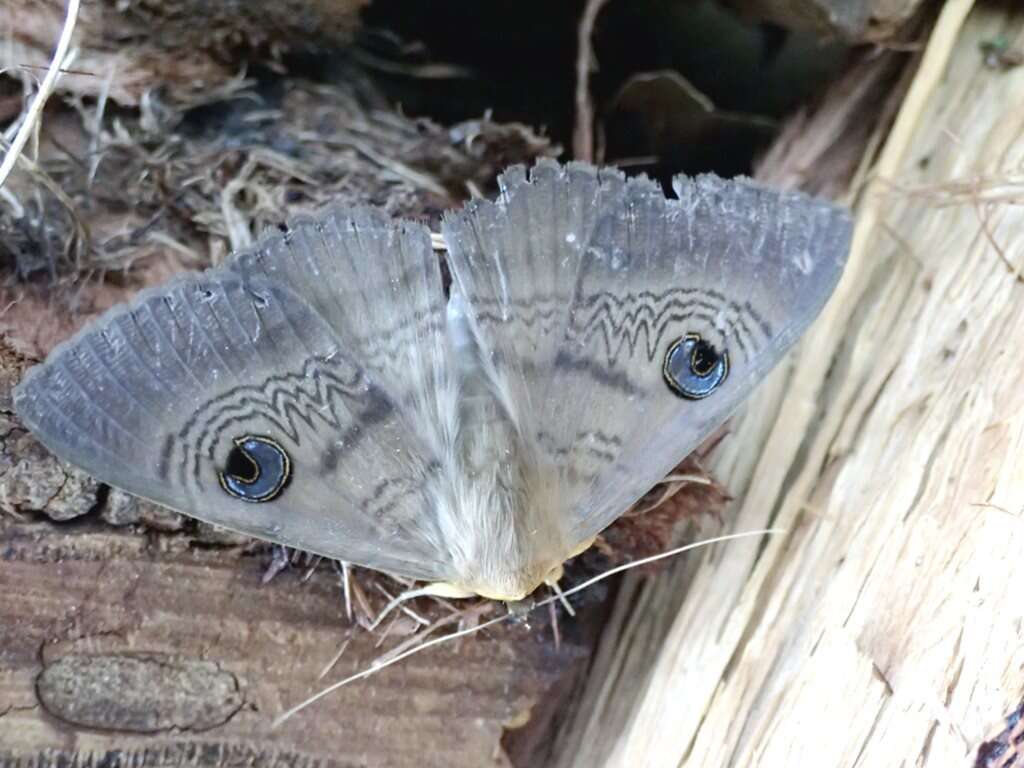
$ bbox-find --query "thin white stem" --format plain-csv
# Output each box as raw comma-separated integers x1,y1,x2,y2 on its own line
572,0,612,162
0,0,81,189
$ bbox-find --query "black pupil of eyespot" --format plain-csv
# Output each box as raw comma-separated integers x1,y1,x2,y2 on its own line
225,445,255,479
691,341,720,376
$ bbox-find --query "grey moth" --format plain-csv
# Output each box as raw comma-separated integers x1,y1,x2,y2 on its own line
14,160,852,601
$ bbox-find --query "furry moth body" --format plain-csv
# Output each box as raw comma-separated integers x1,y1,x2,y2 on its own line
14,160,852,601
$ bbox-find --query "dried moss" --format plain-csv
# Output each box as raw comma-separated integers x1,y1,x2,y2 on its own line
0,75,554,288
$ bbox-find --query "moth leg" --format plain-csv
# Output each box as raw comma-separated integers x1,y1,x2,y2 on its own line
544,568,576,617
331,560,354,622
540,533,597,617
367,581,475,631
261,545,292,584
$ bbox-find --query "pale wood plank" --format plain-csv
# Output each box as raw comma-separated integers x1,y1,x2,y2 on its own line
554,2,1024,766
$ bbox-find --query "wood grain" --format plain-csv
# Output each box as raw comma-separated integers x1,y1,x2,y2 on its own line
553,2,1024,765
0,519,592,767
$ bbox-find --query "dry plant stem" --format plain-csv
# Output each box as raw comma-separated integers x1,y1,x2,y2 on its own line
573,0,611,162
318,637,352,680
0,0,80,190
0,137,90,263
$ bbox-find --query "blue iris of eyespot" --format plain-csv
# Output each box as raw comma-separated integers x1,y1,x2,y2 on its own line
219,435,291,502
663,334,729,400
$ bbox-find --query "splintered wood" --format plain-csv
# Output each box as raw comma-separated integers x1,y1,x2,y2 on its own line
553,2,1024,766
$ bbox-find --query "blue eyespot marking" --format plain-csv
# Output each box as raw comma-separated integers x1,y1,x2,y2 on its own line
663,334,729,400
218,435,291,503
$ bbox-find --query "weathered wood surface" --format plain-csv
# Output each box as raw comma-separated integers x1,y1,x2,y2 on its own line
0,519,591,767
553,1,1024,765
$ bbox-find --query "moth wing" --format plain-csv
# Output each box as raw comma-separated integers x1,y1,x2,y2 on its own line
14,207,459,582
442,159,851,546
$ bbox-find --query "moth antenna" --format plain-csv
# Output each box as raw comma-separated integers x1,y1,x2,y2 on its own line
273,612,508,727
333,560,353,622
301,555,323,583
538,528,783,607
318,637,351,680
374,602,494,666
630,473,713,517
273,528,779,727
373,583,431,627
367,581,472,631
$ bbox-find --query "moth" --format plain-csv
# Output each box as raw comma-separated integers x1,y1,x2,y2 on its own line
14,160,852,602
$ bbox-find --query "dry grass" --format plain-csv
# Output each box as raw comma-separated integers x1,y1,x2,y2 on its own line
0,75,554,296
0,0,81,190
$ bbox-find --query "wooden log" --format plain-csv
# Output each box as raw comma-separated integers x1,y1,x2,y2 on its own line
551,1,1024,765
0,518,592,767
